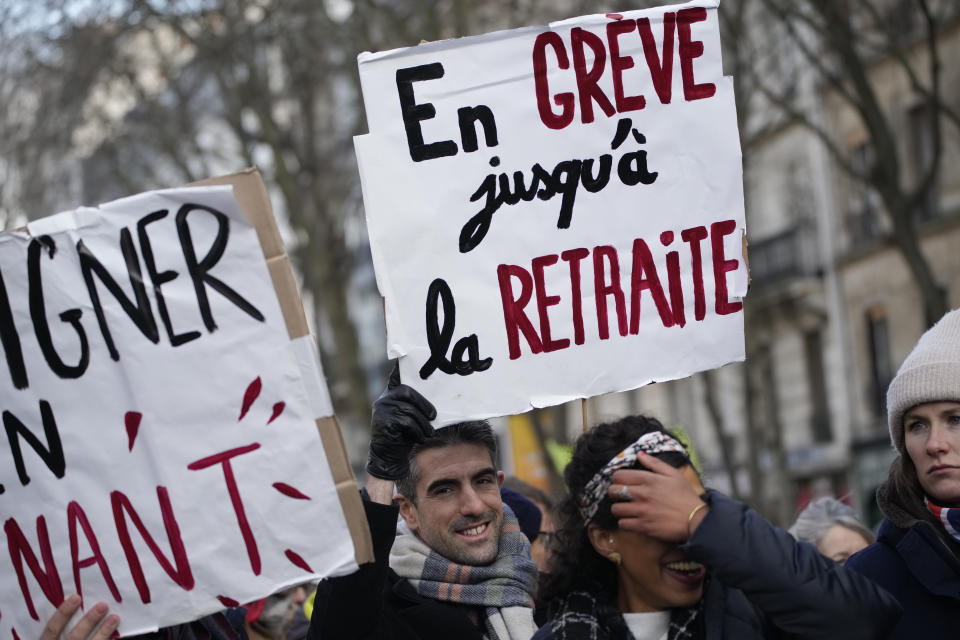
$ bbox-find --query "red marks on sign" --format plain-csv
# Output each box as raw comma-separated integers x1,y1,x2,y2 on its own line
239,378,284,425
497,221,742,359
677,8,716,101
272,483,311,500
12,628,21,640
189,444,263,575
239,378,262,421
711,220,743,315
5,516,64,620
125,412,142,452
68,501,122,604
112,487,195,603
217,595,239,608
284,549,313,574
267,402,285,425
532,7,716,129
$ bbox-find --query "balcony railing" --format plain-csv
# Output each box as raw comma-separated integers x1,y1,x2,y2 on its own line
749,226,818,288
844,207,885,252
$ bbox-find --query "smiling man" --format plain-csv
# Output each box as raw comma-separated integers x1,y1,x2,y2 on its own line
308,369,538,640
394,434,505,565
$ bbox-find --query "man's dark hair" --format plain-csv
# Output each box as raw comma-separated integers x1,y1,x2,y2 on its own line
396,420,497,502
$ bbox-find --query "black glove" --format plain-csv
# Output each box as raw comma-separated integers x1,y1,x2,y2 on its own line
366,365,437,481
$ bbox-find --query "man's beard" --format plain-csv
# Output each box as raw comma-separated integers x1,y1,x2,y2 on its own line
433,511,503,565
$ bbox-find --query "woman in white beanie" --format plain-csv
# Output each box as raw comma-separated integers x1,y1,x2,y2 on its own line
845,308,960,638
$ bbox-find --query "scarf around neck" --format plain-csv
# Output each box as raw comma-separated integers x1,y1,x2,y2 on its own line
546,589,701,640
389,506,538,640
925,497,960,543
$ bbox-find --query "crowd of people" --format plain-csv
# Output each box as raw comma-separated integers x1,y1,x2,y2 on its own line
44,309,960,638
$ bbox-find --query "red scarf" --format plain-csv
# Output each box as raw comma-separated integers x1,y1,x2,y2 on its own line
925,497,960,543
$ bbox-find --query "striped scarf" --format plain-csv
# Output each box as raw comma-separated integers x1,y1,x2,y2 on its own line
925,497,960,543
390,506,538,640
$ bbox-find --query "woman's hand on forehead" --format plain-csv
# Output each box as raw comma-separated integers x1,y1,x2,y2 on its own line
608,455,708,543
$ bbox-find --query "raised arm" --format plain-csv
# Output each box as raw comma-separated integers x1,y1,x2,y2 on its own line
307,366,435,640
608,455,900,639
683,492,900,638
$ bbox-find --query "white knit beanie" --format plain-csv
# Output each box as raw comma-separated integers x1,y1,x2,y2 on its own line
886,308,960,452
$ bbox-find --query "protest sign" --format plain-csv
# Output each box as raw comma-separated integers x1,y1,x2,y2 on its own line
0,169,371,638
355,0,748,424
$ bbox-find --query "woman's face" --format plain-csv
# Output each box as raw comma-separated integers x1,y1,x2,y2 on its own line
817,525,870,564
530,501,556,573
601,465,706,612
903,401,960,507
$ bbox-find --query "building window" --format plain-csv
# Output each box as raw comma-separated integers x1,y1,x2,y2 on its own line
908,103,938,221
804,329,832,443
885,0,919,44
866,306,894,418
846,143,882,248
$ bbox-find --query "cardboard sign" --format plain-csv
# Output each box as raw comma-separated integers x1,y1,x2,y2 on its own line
0,170,371,638
355,1,748,425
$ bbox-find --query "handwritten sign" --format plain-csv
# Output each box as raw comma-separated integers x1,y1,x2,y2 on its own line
355,1,747,424
0,185,358,637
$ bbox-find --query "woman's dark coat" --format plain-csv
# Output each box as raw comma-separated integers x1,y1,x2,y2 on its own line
846,517,960,639
308,496,486,640
535,492,901,640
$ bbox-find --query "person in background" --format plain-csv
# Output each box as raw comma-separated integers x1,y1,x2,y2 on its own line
788,497,874,564
39,596,248,640
502,477,558,575
501,485,544,549
846,308,960,638
283,595,311,640
40,584,311,640
534,415,900,640
244,585,309,640
502,477,559,625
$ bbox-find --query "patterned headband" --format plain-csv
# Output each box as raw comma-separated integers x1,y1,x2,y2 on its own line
578,431,689,523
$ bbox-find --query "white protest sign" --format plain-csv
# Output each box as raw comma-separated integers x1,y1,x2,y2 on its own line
0,186,357,638
355,0,747,425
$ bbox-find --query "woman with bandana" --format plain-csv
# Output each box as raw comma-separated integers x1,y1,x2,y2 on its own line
845,309,960,638
532,415,899,640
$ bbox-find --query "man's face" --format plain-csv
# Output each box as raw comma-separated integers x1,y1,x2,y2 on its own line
397,443,504,565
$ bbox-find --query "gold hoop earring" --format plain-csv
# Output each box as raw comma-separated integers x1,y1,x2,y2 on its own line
608,552,622,566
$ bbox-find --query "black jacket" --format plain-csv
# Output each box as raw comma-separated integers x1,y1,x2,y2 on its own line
845,518,960,639
307,497,486,640
129,611,248,640
535,492,901,640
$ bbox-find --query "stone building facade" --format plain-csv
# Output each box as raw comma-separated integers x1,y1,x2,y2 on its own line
566,9,960,528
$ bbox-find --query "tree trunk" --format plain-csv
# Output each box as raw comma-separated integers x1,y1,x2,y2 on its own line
741,345,766,514
701,370,742,500
882,193,948,327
